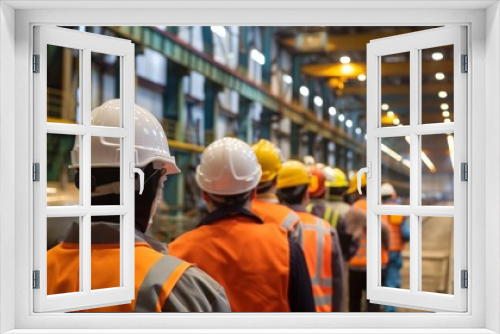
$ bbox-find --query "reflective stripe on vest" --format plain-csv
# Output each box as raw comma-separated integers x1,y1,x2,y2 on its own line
135,255,192,312
307,203,340,230
331,210,339,229
301,215,333,312
252,199,303,248
281,211,300,231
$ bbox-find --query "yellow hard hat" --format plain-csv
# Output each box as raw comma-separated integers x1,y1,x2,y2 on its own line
251,139,282,183
324,167,349,188
346,171,367,195
276,160,311,189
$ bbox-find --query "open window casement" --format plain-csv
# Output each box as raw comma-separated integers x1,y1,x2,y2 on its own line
33,26,136,312
365,26,467,312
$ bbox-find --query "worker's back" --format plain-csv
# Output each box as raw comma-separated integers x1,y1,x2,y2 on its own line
168,215,290,312
47,222,229,312
251,196,303,246
295,211,334,312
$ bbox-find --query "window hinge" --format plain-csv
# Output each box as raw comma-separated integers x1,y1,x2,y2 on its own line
33,163,40,182
461,54,468,73
461,162,468,181
33,54,40,73
461,270,468,289
33,270,40,289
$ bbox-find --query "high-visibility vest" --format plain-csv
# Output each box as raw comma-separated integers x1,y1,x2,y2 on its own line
306,203,340,229
383,214,405,252
348,199,389,269
47,241,191,312
296,212,333,312
252,198,303,247
168,216,290,312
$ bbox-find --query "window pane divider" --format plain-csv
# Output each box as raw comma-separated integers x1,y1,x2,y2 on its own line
90,205,129,216
46,205,130,217
47,123,87,135
47,122,130,139
90,126,130,138
373,123,455,138
409,47,419,295
373,205,411,215
411,206,455,217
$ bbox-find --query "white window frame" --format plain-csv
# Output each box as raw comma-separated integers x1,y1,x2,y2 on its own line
366,26,467,313
33,25,136,312
0,1,498,333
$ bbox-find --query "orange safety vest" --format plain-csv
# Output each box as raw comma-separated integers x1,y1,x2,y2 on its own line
348,199,389,269
168,216,290,312
383,214,405,252
47,240,191,312
296,211,333,312
251,197,303,246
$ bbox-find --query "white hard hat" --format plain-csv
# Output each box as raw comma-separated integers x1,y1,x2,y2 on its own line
196,137,262,196
71,99,180,175
381,182,396,197
304,155,316,167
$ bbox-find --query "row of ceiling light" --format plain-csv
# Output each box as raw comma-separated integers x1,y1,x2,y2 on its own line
298,86,363,135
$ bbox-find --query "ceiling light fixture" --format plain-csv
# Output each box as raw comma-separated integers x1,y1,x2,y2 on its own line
340,56,351,64
435,72,445,80
432,52,444,60
250,49,266,65
299,86,309,96
438,91,448,98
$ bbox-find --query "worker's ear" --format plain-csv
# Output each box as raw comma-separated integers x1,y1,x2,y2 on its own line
249,188,257,201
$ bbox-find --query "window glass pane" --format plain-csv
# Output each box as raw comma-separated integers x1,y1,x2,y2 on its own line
91,52,120,126
421,134,454,205
381,137,410,205
420,216,454,295
91,216,121,290
381,215,410,293
47,133,80,206
421,45,454,124
90,136,122,205
380,52,410,128
47,217,81,295
47,45,81,124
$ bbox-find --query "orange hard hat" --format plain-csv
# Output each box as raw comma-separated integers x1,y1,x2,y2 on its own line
308,166,326,198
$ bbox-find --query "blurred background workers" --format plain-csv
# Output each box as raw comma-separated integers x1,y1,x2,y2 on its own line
276,160,341,312
250,139,303,246
46,100,230,312
381,183,410,312
168,137,315,312
345,173,390,312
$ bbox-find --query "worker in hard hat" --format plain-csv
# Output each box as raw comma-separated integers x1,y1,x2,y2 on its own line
169,138,315,312
345,173,390,312
323,167,351,226
250,139,303,245
304,155,316,168
306,166,341,227
304,165,345,311
46,100,230,312
276,160,342,312
381,183,410,312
